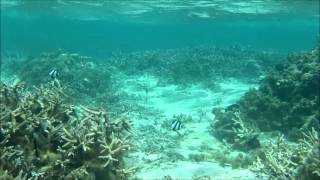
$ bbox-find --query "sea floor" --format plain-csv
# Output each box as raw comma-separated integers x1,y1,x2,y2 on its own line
115,74,259,179
0,66,262,179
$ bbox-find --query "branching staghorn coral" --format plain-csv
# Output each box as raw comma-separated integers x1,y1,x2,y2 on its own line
0,80,131,179
211,108,260,151
251,128,320,179
60,127,95,156
294,128,320,178
98,133,130,167
230,112,259,149
0,168,28,180
251,134,297,178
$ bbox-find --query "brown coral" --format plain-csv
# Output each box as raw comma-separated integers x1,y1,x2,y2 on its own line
0,80,131,179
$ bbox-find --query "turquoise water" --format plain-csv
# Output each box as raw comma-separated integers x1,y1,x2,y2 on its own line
1,1,319,58
1,1,319,179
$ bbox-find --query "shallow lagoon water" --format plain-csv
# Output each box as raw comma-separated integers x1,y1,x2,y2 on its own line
1,1,319,179
1,0,319,57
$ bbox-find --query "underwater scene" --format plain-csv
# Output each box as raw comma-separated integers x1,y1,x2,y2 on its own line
0,0,319,179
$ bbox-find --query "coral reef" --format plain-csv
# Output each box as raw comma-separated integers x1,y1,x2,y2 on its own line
237,46,319,137
10,51,115,106
212,45,319,143
251,128,319,179
0,79,131,179
109,46,282,87
211,45,319,179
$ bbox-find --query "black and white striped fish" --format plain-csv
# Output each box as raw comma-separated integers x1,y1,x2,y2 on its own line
171,119,182,131
49,69,59,79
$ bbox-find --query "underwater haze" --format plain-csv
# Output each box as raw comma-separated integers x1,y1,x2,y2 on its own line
1,0,319,58
1,0,320,180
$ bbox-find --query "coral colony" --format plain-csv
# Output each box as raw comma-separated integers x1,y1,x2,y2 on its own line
0,79,132,179
212,45,320,179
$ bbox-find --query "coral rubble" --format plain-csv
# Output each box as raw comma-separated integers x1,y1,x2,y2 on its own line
0,79,130,179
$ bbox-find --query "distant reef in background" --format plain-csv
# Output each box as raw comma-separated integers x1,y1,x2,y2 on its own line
108,46,283,87
4,46,283,108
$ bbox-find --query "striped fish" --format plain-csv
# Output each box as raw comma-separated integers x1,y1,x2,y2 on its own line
171,119,182,131
49,69,59,79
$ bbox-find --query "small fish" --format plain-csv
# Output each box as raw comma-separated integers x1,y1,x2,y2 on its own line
171,119,182,131
49,69,59,79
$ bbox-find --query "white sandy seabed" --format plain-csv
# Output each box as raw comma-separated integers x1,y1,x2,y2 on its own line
116,74,260,180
